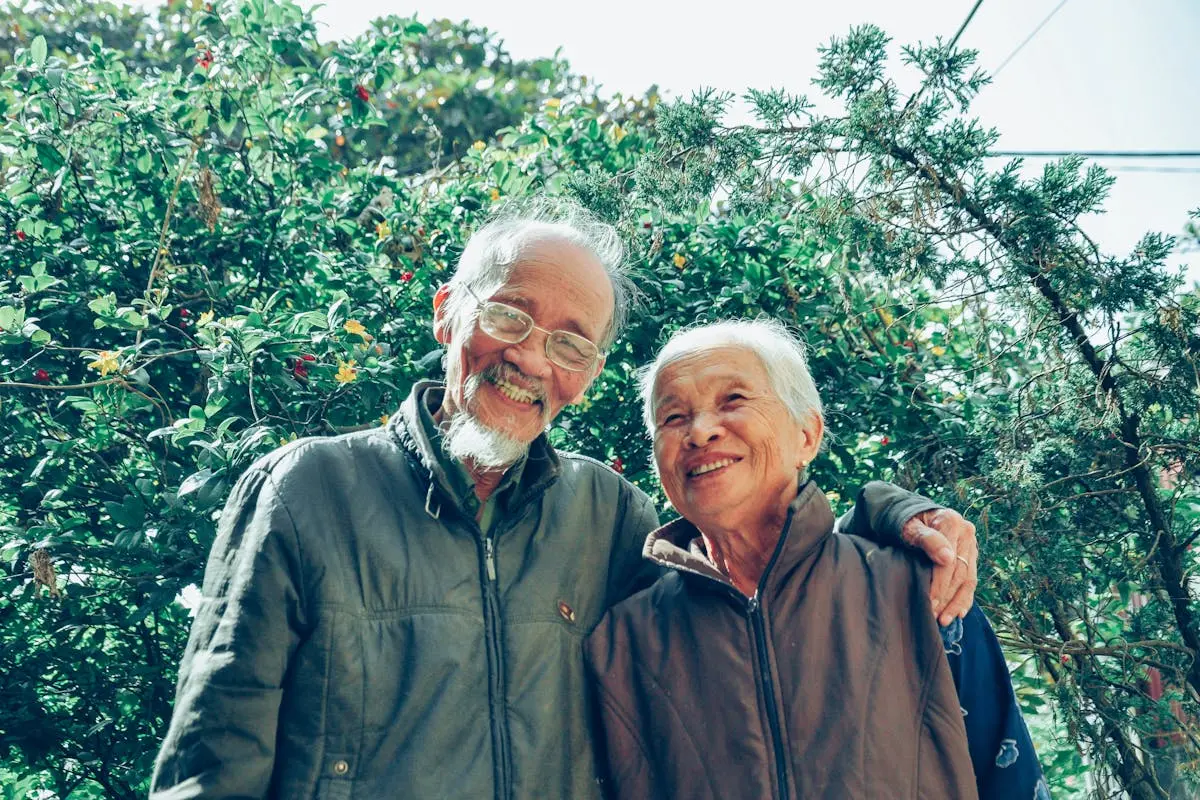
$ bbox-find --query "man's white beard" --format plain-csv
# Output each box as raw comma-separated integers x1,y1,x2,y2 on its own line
442,411,530,470
441,368,545,470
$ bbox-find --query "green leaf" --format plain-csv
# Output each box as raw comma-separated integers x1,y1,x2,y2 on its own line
30,35,47,66
35,142,65,172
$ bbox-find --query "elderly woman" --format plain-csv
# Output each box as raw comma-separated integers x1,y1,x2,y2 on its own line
584,320,1047,800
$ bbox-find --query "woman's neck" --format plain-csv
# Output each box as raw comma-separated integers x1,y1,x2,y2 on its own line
700,509,788,598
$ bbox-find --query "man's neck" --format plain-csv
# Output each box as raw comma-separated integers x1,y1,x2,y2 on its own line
432,401,517,505
468,463,506,505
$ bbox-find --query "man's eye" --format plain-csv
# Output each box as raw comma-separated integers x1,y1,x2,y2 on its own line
724,393,746,405
661,413,684,426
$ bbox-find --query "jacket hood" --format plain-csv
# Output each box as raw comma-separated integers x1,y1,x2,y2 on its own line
643,480,837,593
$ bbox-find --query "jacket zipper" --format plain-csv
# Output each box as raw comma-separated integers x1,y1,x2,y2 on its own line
748,593,789,800
479,528,510,800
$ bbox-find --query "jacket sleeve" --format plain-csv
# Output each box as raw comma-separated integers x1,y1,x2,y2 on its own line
150,467,309,800
605,483,663,607
835,480,941,547
941,606,1049,800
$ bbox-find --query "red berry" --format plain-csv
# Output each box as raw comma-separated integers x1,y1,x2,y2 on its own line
400,271,414,282
416,226,425,236
34,369,49,382
355,85,370,102
611,456,624,474
300,353,316,362
1060,655,1070,665
292,360,309,379
880,436,890,446
179,308,191,317
16,231,25,241
642,222,652,229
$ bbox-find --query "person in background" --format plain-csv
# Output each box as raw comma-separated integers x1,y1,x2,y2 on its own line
586,319,1046,800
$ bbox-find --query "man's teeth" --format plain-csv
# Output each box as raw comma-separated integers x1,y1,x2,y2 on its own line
494,378,539,404
689,458,735,477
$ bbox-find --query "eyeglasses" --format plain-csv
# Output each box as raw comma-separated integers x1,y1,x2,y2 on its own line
463,285,602,372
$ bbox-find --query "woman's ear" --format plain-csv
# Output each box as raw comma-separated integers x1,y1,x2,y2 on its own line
796,412,824,468
433,284,452,344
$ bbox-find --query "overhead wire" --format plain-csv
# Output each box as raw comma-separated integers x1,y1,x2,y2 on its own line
992,0,1071,78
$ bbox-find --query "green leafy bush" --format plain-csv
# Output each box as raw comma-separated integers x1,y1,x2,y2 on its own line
2,3,1196,798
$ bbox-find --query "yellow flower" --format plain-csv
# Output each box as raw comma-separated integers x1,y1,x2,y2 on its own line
343,319,371,341
86,350,121,377
612,124,626,143
375,220,391,240
197,310,214,327
672,253,687,269
335,359,358,384
471,140,486,152
490,188,501,201
878,308,895,326
379,414,390,426
545,97,561,109
930,345,946,357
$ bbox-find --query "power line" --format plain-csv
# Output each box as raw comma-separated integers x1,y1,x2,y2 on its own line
988,150,1200,159
992,0,1071,78
1106,166,1200,174
948,0,986,50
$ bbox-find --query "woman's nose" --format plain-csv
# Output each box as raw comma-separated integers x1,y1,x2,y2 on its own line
686,411,723,447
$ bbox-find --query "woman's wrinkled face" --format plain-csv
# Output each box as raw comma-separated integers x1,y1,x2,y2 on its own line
651,346,821,533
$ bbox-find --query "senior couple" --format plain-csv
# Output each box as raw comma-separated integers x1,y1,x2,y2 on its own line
151,199,1045,799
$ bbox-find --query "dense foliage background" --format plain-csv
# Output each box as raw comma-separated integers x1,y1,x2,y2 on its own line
1,2,1197,797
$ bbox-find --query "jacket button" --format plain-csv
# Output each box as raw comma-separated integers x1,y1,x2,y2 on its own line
332,760,349,776
557,600,576,623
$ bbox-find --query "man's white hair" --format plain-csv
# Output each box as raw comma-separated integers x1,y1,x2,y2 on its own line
638,318,825,436
439,196,633,350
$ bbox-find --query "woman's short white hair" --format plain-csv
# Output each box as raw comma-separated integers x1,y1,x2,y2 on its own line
440,196,632,350
638,318,825,435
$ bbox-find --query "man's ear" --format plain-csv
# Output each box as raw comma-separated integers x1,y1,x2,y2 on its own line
568,355,606,406
432,284,452,344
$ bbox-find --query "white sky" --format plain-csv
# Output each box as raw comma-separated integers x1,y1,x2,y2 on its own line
231,1,1200,283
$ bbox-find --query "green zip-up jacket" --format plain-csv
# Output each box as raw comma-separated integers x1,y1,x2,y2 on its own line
150,381,937,800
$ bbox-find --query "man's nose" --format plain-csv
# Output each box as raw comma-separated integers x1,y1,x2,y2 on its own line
686,411,724,447
503,331,553,379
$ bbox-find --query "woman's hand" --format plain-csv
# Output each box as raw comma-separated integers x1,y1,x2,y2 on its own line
901,508,978,626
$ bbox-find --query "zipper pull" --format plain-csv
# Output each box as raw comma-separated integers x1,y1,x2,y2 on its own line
484,536,497,582
747,594,760,613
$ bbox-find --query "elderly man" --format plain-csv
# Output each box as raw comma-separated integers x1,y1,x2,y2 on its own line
150,199,979,799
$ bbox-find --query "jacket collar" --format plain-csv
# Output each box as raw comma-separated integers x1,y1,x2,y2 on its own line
390,381,561,519
643,481,836,594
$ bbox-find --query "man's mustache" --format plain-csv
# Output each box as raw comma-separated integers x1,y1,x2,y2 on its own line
478,363,548,406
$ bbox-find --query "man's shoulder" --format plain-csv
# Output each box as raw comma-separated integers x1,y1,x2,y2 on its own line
242,426,408,494
554,450,648,499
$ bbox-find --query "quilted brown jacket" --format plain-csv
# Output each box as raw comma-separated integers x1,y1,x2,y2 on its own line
584,481,978,800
